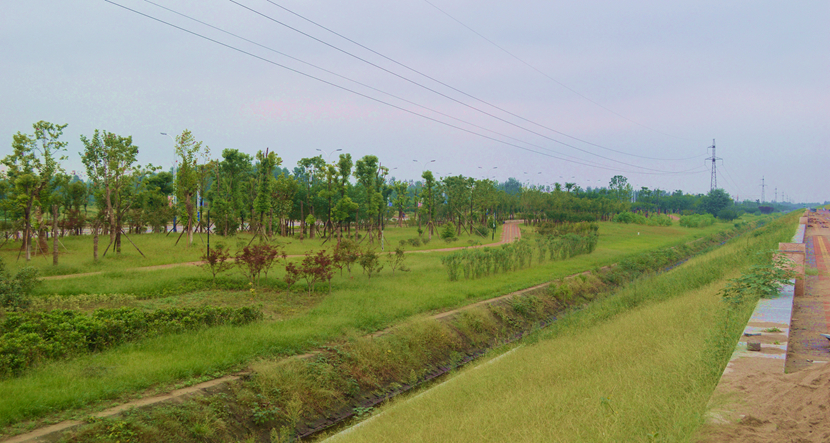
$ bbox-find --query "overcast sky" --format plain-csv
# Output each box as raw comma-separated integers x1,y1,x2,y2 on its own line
2,1,827,202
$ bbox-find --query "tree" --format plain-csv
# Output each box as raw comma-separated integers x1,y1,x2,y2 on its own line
211,149,253,236
80,130,139,256
253,149,281,240
173,130,209,247
701,188,732,216
272,172,298,237
2,121,68,261
391,179,409,227
421,170,437,238
609,175,633,203
354,155,383,243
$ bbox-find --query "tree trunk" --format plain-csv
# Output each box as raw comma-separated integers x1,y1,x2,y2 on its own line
186,194,194,246
52,205,59,266
115,211,122,254
93,225,99,262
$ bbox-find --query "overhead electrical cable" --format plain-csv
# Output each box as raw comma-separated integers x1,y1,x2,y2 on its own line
244,0,700,168
140,0,638,171
719,163,743,196
420,0,704,148
104,0,702,176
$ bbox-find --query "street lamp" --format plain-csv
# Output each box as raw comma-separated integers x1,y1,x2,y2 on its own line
316,148,342,163
413,159,436,175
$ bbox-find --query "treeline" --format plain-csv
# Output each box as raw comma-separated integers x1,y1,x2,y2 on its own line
1,122,750,263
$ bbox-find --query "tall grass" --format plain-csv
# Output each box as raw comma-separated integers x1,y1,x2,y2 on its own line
321,214,795,443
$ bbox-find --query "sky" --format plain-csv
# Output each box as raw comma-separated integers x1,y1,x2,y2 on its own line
1,0,828,203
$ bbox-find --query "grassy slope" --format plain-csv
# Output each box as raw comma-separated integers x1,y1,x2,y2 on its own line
0,221,736,427
321,216,795,443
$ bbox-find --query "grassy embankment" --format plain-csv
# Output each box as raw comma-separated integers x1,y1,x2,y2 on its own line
320,214,797,443
0,219,746,431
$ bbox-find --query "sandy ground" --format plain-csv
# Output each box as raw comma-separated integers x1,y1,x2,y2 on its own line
699,362,830,443
700,213,830,443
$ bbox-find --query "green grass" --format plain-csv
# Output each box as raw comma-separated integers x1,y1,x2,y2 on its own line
1,225,501,277
0,221,740,428
318,215,795,443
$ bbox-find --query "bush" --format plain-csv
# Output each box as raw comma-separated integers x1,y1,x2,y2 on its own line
679,214,716,228
718,208,739,221
0,259,39,311
0,306,262,378
441,223,457,243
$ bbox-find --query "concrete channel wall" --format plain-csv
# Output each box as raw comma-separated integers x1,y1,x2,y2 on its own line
707,211,808,423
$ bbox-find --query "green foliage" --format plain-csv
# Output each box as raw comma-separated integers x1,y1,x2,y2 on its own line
442,232,599,281
386,246,409,275
0,259,40,311
440,222,457,243
700,188,732,215
717,208,739,221
679,213,716,228
720,251,797,303
358,248,383,280
613,212,672,226
0,306,262,378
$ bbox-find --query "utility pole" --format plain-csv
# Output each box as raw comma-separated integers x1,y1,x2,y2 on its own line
775,187,777,202
705,139,721,191
761,176,766,203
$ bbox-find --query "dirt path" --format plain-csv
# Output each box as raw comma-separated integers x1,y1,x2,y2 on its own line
42,221,524,281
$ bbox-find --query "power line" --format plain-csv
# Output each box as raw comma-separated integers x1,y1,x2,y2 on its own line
419,0,703,147
249,0,702,165
139,0,679,174
105,0,704,176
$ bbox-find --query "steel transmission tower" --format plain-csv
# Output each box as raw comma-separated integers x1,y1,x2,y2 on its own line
761,176,766,203
705,139,722,191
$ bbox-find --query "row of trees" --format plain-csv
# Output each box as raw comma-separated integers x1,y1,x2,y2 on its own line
2,121,749,262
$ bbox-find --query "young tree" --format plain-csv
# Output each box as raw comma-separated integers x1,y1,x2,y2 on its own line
173,130,209,247
421,170,437,239
354,155,383,243
609,175,633,203
253,149,281,240
2,121,68,261
80,130,139,256
391,179,409,228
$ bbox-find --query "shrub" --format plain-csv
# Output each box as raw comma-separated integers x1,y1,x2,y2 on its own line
235,243,285,286
358,248,383,280
679,214,716,228
441,222,457,243
0,306,262,378
718,208,739,221
333,239,360,276
200,244,234,281
387,246,409,275
300,250,334,294
0,259,39,312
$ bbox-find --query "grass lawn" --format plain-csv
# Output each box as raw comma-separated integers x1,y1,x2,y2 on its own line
0,219,747,428
0,224,504,277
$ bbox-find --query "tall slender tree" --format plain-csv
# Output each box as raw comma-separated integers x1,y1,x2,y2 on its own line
2,121,68,261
